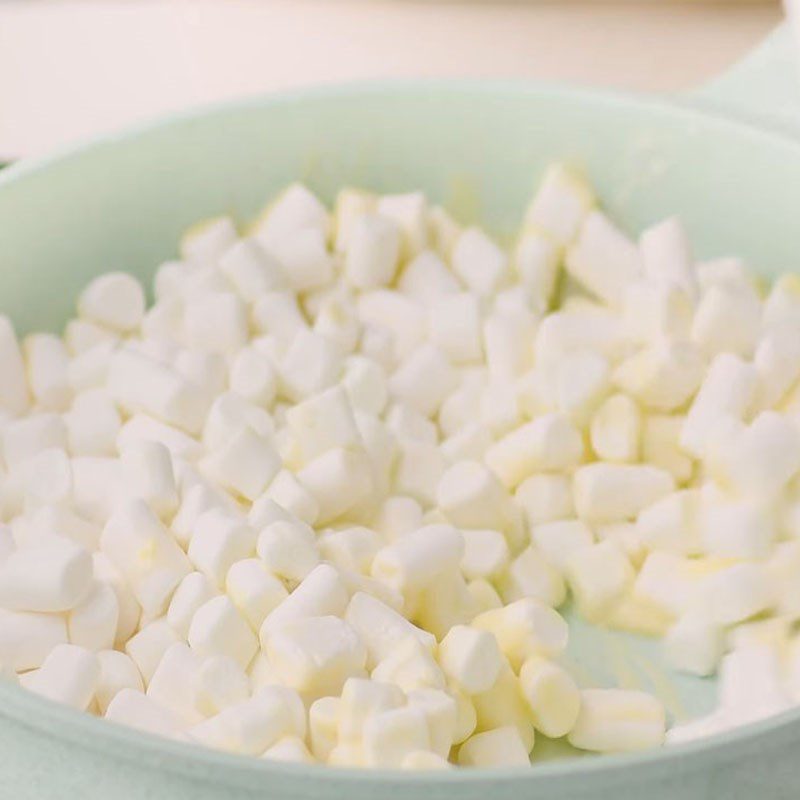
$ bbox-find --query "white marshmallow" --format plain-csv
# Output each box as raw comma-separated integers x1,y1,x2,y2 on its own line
261,563,349,638
120,441,178,522
263,736,315,764
78,272,145,333
523,163,594,245
664,613,724,677
590,393,641,463
692,284,761,359
226,559,288,630
251,291,308,344
229,347,277,409
515,474,574,526
437,460,511,531
398,250,461,306
636,489,701,556
188,509,256,588
189,686,305,756
471,665,534,752
498,546,566,608
0,535,92,612
376,192,428,259
256,518,319,584
428,293,483,365
342,356,388,416
372,525,464,595
201,426,282,503
145,642,204,725
458,726,530,767
268,228,334,292
278,330,344,403
639,217,697,298
188,595,258,669
24,334,71,411
309,695,341,760
0,608,67,671
101,499,191,617
621,280,693,344
641,414,694,484
22,644,99,710
374,496,424,541
700,563,773,626
460,528,509,580
345,591,435,668
519,656,581,738
681,353,757,458
265,614,367,697
363,706,431,768
573,463,675,524
565,212,642,307
357,290,426,362
192,653,251,717
515,230,560,311
125,618,180,684
472,598,568,670
613,341,706,413
0,316,30,414
95,650,144,714
319,526,381,574
568,689,665,753
344,213,401,289
438,625,503,695
485,414,584,489
3,413,67,470
531,520,594,572
105,688,182,740
483,309,536,380
68,581,119,652
167,572,218,638
407,687,459,757
66,390,121,457
219,238,287,301
297,447,373,525
390,344,458,418
257,184,329,247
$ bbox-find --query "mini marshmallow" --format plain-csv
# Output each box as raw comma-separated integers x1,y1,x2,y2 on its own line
278,330,344,403
267,228,334,292
251,291,307,344
342,356,388,416
451,228,508,298
0,316,30,414
374,496,424,541
309,695,341,760
407,687,459,757
344,213,401,289
167,572,218,638
519,656,581,738
573,463,675,524
460,528,509,580
415,568,475,639
565,212,642,307
219,237,287,301
189,595,258,669
263,736,315,764
3,413,67,470
498,546,566,608
485,414,584,489
523,163,594,245
692,284,761,359
633,552,701,618
371,524,464,595
101,499,191,617
363,706,431,768
636,489,701,556
438,625,503,695
23,644,99,710
515,474,574,526
0,535,92,612
319,526,381,574
188,509,256,588
202,392,274,452
681,353,757,458
95,650,144,714
120,441,178,522
296,447,373,525
613,341,706,413
78,272,145,333
428,293,483,365
664,613,724,677
458,725,530,767
24,333,71,411
125,616,180,679
376,192,428,259
105,688,182,740
192,653,251,717
0,608,67,671
189,686,305,756
641,414,694,484
568,689,665,753
531,520,594,572
483,309,536,380
390,344,458,418
229,347,278,409
68,581,119,652
108,348,206,435
621,281,693,345
515,230,560,311
66,389,121,457
471,665,535,753
256,518,319,584
357,290,426,361
398,250,461,306
437,460,511,531
145,642,205,725
225,559,288,630
261,563,349,639
701,563,774,626
473,598,568,670
386,402,438,444
590,393,641,463
392,440,445,508
264,614,367,697
639,217,697,298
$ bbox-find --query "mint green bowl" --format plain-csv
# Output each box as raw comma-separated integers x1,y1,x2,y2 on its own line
2,25,800,800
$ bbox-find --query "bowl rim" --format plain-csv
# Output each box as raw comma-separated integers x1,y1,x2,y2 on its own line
2,76,800,787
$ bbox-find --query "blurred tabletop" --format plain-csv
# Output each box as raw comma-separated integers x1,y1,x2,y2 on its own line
0,0,783,159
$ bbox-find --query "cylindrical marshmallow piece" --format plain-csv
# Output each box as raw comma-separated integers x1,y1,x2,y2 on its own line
519,656,581,738
0,536,92,612
22,644,100,710
0,608,68,671
568,689,665,753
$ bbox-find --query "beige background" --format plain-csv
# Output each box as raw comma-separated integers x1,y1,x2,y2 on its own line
0,1,783,159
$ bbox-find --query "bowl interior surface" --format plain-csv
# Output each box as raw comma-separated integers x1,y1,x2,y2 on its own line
1,82,800,798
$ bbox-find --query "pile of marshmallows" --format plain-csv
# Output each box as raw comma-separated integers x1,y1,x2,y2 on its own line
1,164,800,769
